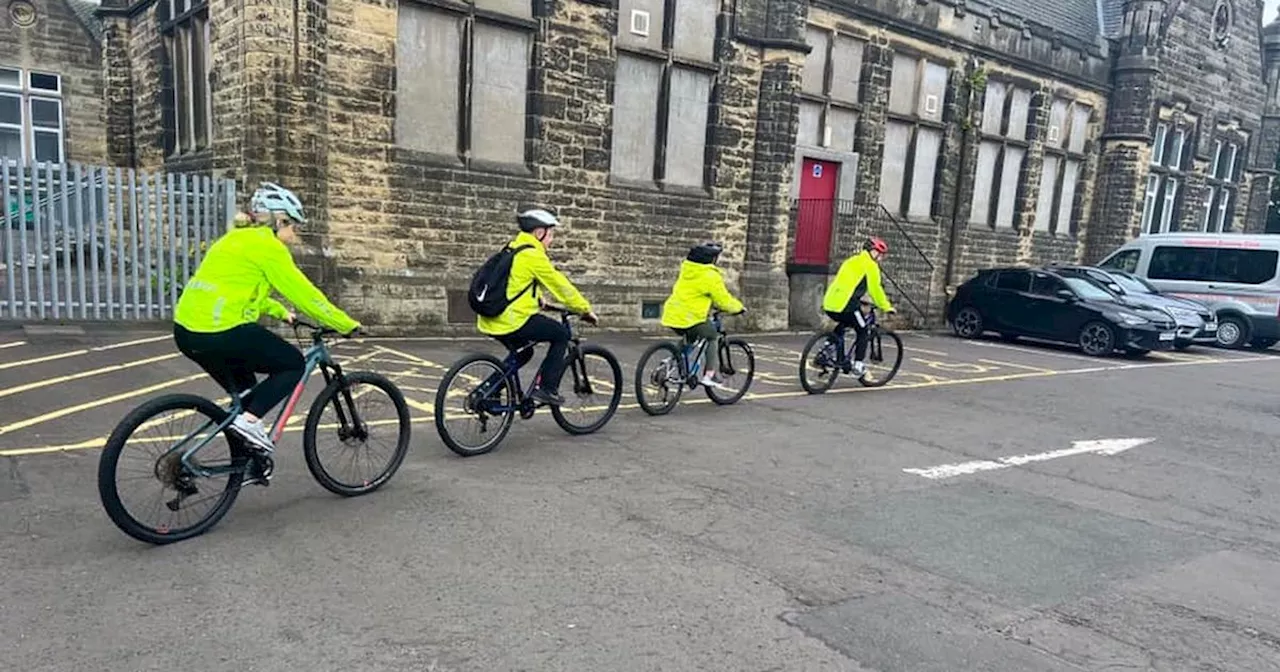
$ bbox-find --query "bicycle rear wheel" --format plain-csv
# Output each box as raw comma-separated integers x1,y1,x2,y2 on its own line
303,371,412,496
634,341,684,416
859,329,904,388
97,394,245,545
706,338,754,405
799,332,840,394
434,353,517,457
552,344,624,435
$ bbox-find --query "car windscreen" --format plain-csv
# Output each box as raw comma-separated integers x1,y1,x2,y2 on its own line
1063,277,1115,301
1113,274,1156,294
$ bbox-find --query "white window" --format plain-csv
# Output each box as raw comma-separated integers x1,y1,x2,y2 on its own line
162,0,212,155
969,81,1032,229
879,54,948,218
1140,120,1189,235
1202,138,1243,233
1033,98,1089,235
0,67,63,165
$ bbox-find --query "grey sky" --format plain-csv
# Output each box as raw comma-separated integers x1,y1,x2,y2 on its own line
1268,0,1280,24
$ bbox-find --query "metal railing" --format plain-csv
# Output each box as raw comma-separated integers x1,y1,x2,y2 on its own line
1,159,236,320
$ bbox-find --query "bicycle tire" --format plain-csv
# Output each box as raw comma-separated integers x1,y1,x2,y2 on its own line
434,352,516,457
706,338,755,405
799,332,840,394
303,370,413,496
634,341,684,416
859,329,904,388
552,344,624,435
97,393,244,545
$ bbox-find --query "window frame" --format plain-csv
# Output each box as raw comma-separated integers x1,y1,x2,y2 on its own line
159,0,213,157
880,51,949,220
970,78,1032,229
0,66,65,166
1034,96,1091,236
609,0,719,189
1140,119,1192,236
1147,244,1279,285
1201,136,1244,233
796,24,864,150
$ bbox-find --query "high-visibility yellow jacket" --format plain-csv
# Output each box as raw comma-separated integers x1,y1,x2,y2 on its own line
476,231,592,336
822,250,894,315
660,260,744,329
174,226,359,334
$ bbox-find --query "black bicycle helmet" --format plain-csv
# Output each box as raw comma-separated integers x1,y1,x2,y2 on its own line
686,241,724,264
517,208,560,233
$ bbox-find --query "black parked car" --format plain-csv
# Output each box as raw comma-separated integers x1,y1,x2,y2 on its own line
1049,264,1217,350
946,266,1180,357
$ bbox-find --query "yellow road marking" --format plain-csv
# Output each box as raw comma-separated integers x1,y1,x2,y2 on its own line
0,353,181,399
910,357,997,374
908,346,953,357
0,341,27,350
371,345,448,371
0,335,169,371
977,358,1056,373
0,374,207,436
2,352,1276,457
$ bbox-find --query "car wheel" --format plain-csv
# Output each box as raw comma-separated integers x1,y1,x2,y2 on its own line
952,306,984,339
1215,315,1250,349
1078,321,1116,357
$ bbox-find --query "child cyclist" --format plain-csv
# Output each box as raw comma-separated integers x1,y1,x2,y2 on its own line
172,182,362,453
659,241,746,388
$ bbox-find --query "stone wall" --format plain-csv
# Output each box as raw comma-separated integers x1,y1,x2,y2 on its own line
1,0,105,165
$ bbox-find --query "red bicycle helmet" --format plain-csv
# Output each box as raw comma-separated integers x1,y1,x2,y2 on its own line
865,237,888,254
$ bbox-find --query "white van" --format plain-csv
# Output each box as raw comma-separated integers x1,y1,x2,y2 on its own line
1096,232,1280,349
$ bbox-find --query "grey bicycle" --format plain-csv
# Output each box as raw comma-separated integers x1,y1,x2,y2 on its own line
97,320,412,545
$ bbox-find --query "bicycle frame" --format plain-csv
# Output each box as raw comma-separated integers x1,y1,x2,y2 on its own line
472,307,592,415
161,323,356,479
829,307,883,365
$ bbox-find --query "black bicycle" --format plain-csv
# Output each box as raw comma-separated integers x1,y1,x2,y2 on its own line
633,310,755,415
433,305,623,457
97,320,412,545
798,306,904,394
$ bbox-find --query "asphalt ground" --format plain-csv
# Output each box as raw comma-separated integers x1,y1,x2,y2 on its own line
2,325,1280,671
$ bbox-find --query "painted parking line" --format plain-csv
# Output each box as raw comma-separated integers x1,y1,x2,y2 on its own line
0,341,27,350
0,353,181,399
976,358,1057,373
3,349,1275,458
0,335,170,371
0,373,208,437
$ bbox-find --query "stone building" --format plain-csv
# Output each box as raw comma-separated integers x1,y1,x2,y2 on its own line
94,0,1279,332
1,0,105,166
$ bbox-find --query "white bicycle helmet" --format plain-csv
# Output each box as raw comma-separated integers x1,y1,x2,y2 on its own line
250,182,307,224
517,208,559,232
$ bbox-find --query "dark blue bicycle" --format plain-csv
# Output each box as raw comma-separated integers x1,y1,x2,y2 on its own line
433,305,623,457
633,310,755,415
798,305,904,393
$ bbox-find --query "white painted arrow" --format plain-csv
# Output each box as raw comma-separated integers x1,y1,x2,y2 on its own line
903,438,1155,480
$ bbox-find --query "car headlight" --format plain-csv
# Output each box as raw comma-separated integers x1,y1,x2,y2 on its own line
1118,313,1149,326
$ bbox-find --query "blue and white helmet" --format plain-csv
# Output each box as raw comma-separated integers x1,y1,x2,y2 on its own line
250,182,306,224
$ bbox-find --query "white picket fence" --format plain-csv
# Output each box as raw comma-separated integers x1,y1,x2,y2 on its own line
1,159,236,320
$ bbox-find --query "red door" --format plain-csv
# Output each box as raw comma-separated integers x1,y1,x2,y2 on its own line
795,158,838,266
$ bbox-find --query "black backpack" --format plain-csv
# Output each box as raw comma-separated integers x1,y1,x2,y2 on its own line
468,244,535,318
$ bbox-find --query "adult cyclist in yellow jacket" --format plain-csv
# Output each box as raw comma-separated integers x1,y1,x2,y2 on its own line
173,182,361,453
660,242,745,388
477,209,598,407
822,237,895,378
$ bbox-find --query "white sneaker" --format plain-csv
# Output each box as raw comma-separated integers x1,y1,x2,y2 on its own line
699,372,727,390
852,361,867,378
229,414,275,453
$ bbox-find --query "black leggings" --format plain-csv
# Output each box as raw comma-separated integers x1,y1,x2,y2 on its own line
173,323,305,418
826,309,870,361
492,314,571,393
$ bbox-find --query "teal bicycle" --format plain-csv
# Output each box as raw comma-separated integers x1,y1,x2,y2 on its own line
97,320,412,545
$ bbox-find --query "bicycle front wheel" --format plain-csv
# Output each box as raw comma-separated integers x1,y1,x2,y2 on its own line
706,338,755,405
97,394,244,545
859,329,904,388
634,341,684,416
552,344,624,435
303,370,412,496
434,353,517,457
799,332,840,394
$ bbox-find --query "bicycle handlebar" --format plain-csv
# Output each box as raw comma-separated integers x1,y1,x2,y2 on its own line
291,318,363,339
541,304,598,325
